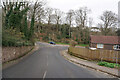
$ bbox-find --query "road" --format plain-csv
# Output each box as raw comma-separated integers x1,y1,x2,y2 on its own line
2,42,115,78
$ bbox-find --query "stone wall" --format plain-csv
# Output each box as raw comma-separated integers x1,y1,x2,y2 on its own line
2,46,34,63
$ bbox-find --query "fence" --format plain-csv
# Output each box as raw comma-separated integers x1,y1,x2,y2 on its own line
68,47,120,63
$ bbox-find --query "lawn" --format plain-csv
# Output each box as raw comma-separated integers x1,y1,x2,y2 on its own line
55,42,69,45
56,42,89,47
76,44,89,47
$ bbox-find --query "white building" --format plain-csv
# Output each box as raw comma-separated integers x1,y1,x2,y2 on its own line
90,27,101,32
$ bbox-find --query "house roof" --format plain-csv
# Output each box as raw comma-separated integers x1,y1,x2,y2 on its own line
91,35,120,44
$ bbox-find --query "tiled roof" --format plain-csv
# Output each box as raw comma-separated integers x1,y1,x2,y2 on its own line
91,35,120,44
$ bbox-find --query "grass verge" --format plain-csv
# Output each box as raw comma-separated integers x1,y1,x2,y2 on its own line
56,42,69,45
56,42,88,47
76,44,89,47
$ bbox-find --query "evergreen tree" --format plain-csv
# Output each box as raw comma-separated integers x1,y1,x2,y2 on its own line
29,16,35,39
23,16,28,40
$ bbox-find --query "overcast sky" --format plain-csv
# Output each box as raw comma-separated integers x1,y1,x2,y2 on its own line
46,0,119,26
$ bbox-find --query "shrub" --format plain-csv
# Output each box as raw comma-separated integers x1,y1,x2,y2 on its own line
43,36,49,41
98,62,108,66
104,63,115,68
23,41,33,46
2,28,33,47
98,61,120,68
15,41,24,47
57,35,61,40
70,40,78,47
2,28,24,47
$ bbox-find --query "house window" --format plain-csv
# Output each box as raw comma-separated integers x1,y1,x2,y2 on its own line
113,45,120,50
97,44,104,48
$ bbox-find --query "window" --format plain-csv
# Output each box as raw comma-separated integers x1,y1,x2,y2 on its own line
113,45,120,50
97,44,104,48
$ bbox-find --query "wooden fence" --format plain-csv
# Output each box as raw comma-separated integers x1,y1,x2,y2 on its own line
68,47,120,63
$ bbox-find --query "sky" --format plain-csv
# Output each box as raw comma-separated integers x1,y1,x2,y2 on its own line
46,0,120,27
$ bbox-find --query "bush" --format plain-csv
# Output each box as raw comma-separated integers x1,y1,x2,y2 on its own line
70,40,78,47
57,35,61,40
15,42,24,47
2,28,33,47
23,41,33,46
43,36,49,41
98,62,108,66
2,28,24,47
98,61,120,68
104,63,115,68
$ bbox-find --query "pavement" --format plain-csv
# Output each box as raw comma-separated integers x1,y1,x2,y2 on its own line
2,42,118,78
61,50,120,78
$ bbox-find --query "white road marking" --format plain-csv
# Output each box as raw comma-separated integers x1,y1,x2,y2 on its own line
42,56,48,80
43,71,47,80
47,55,48,66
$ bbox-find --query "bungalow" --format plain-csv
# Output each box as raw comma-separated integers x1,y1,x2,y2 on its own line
90,35,120,50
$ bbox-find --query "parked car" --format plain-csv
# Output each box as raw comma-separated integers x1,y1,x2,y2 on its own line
49,42,56,45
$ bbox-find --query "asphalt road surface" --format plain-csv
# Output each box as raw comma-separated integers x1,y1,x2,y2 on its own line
2,42,115,78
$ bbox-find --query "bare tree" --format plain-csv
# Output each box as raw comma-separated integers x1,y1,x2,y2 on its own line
34,1,46,23
66,9,75,38
53,9,64,31
33,1,46,33
88,17,93,27
27,0,45,21
27,0,46,39
54,9,63,25
45,7,54,25
75,7,90,29
74,7,91,44
99,11,117,35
